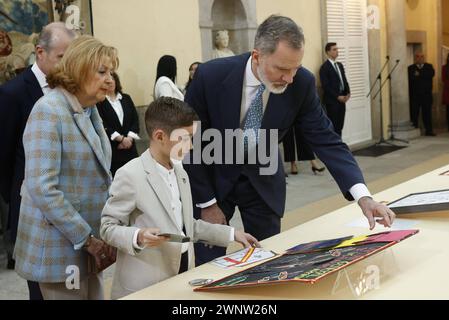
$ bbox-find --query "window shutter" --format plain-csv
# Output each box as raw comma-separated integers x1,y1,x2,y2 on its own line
326,0,372,145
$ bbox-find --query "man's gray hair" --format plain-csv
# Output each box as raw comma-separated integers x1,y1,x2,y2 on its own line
37,22,76,51
254,15,305,55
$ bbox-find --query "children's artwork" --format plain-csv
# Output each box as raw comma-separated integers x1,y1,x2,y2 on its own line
211,247,277,268
194,230,418,292
387,189,449,214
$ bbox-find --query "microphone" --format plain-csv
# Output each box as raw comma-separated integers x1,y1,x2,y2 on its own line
386,55,390,60
396,59,400,63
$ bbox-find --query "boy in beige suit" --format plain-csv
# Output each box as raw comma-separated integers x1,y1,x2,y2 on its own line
100,97,259,299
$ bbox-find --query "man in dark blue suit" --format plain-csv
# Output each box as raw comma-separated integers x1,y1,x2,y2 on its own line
319,42,351,137
184,15,395,265
0,22,75,300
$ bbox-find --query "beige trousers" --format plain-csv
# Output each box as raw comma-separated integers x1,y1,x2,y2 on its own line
39,272,104,300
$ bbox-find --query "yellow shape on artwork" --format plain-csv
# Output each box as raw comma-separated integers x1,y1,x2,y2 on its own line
334,235,369,248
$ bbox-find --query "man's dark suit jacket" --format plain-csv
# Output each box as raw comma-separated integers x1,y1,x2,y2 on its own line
0,67,43,241
184,53,364,216
319,60,350,107
96,93,139,174
408,63,435,102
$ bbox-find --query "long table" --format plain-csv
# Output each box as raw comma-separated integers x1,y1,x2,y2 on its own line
122,164,449,300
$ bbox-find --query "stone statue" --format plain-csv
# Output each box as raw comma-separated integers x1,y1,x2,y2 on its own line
211,30,235,59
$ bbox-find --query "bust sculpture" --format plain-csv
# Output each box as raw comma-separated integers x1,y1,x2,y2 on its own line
211,30,235,59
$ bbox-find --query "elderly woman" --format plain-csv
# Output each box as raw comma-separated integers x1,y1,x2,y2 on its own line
14,35,118,300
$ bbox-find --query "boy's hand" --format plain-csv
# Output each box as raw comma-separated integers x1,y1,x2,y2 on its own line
137,228,169,248
234,230,260,248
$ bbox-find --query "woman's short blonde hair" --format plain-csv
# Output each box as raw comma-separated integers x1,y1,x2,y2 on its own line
47,35,119,94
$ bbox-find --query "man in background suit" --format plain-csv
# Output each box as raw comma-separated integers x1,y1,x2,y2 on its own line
185,15,395,265
408,52,436,136
319,42,351,137
0,22,75,300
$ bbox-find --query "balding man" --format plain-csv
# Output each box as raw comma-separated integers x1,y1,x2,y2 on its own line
0,22,76,300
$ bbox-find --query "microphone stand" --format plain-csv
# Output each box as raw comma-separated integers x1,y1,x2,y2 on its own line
367,56,393,146
386,59,408,144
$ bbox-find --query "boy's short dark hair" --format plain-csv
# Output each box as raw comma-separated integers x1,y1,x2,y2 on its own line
325,42,337,53
145,97,199,139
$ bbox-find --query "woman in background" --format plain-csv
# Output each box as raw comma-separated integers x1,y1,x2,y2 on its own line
184,61,201,94
97,72,140,176
282,125,325,176
154,55,184,100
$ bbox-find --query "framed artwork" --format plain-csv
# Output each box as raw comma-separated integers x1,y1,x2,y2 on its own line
0,0,92,84
387,189,449,214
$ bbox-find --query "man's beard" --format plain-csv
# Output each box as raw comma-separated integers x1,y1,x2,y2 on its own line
257,65,288,94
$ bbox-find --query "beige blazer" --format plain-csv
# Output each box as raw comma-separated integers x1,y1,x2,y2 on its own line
100,149,232,299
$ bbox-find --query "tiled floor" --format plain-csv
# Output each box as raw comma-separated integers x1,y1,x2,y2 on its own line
1,133,448,299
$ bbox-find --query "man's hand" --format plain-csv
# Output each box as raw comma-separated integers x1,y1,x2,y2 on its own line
137,228,169,248
344,94,351,103
358,196,396,230
201,203,227,225
234,230,260,248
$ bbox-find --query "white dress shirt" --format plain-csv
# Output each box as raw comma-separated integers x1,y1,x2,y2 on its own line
107,93,140,141
31,62,50,95
197,57,371,209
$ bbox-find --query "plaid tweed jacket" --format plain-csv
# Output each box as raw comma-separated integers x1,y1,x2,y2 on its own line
14,87,112,283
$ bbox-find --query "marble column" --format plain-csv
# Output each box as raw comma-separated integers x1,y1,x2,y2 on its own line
385,0,420,139
367,0,383,140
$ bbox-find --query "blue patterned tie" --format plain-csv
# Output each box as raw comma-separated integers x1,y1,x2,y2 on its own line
243,84,265,152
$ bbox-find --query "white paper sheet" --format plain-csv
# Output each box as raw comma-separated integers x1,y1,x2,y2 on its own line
210,247,277,269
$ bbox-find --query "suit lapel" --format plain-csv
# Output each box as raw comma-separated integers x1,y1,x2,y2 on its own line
121,97,130,129
23,67,44,106
261,92,295,130
103,98,124,129
90,106,112,174
141,151,180,230
60,89,111,176
174,165,192,236
218,53,249,130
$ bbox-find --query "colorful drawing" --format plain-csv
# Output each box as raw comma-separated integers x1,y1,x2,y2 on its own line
195,230,419,292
